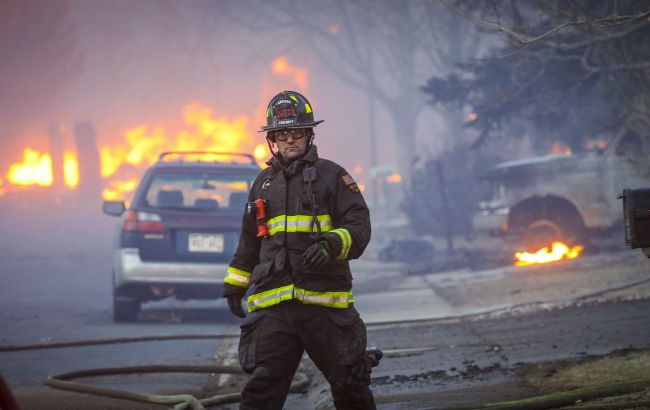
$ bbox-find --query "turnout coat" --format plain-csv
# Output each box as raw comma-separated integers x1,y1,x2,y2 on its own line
223,145,371,313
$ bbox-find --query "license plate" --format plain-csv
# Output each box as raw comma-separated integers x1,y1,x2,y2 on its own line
188,233,224,253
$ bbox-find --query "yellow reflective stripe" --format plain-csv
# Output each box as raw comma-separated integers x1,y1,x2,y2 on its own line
305,103,312,113
267,214,332,236
286,215,332,232
247,285,354,312
224,266,251,288
289,95,299,103
293,287,353,308
330,228,352,259
267,215,286,235
314,214,332,231
247,285,294,312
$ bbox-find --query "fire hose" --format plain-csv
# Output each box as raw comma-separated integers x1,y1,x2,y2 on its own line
46,365,309,410
2,330,650,410
0,332,302,410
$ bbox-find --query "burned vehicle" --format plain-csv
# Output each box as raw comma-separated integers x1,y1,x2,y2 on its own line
473,130,650,251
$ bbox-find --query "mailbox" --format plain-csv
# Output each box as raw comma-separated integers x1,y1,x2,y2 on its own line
620,188,650,249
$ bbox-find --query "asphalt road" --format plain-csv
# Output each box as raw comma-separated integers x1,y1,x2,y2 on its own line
365,298,650,409
1,206,649,409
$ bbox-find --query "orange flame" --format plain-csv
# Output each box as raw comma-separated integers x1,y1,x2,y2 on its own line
271,57,309,90
586,139,609,151
7,149,53,186
103,179,137,202
5,148,78,191
385,173,402,183
2,56,311,201
253,144,267,164
99,102,267,201
550,141,572,156
64,151,79,188
515,241,584,266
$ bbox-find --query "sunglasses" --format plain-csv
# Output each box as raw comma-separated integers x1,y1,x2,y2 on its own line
271,129,310,142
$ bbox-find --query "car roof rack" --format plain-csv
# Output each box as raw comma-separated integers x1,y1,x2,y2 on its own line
157,151,256,165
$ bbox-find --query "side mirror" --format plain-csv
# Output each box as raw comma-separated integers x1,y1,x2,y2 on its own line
103,201,126,216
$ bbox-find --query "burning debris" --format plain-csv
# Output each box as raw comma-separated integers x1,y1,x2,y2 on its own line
7,149,56,187
515,241,584,267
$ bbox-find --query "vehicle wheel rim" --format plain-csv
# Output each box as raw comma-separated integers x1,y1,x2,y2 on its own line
522,219,564,252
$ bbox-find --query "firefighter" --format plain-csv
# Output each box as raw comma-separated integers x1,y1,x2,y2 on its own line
223,90,376,409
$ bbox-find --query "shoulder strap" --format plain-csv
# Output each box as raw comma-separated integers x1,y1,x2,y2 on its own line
303,166,321,238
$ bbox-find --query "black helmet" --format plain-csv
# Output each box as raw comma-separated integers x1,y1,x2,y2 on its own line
260,90,324,132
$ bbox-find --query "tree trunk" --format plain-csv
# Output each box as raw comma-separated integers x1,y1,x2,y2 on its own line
388,102,418,182
434,160,454,254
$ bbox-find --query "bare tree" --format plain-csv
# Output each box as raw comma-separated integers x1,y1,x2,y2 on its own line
426,0,650,156
218,0,484,179
442,0,650,51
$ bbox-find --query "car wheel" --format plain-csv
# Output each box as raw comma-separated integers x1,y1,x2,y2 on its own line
521,219,564,252
113,291,140,323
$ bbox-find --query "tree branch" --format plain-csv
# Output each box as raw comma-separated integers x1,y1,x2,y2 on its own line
441,0,650,47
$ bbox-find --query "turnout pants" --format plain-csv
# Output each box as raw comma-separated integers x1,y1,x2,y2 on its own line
238,301,376,410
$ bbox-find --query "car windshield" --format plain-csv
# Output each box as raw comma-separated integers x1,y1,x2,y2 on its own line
144,172,253,212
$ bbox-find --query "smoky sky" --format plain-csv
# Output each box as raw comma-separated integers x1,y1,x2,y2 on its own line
1,0,418,179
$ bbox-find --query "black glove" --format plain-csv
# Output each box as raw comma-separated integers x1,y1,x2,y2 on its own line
349,347,383,385
302,241,333,271
227,295,246,318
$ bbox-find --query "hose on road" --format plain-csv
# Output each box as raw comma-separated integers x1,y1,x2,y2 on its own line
373,379,650,409
46,364,309,410
0,333,239,353
6,337,650,410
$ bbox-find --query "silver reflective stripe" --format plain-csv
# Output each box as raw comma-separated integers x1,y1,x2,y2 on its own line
224,266,251,288
293,288,353,307
247,284,354,312
267,214,332,236
268,216,286,235
286,217,313,232
247,285,295,311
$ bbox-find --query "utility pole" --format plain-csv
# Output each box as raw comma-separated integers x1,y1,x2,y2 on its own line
48,122,65,194
74,121,102,205
368,90,380,207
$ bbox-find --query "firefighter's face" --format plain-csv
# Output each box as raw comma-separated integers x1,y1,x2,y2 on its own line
274,128,309,162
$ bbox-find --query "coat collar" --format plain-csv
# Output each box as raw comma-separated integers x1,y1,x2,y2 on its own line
269,145,319,177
